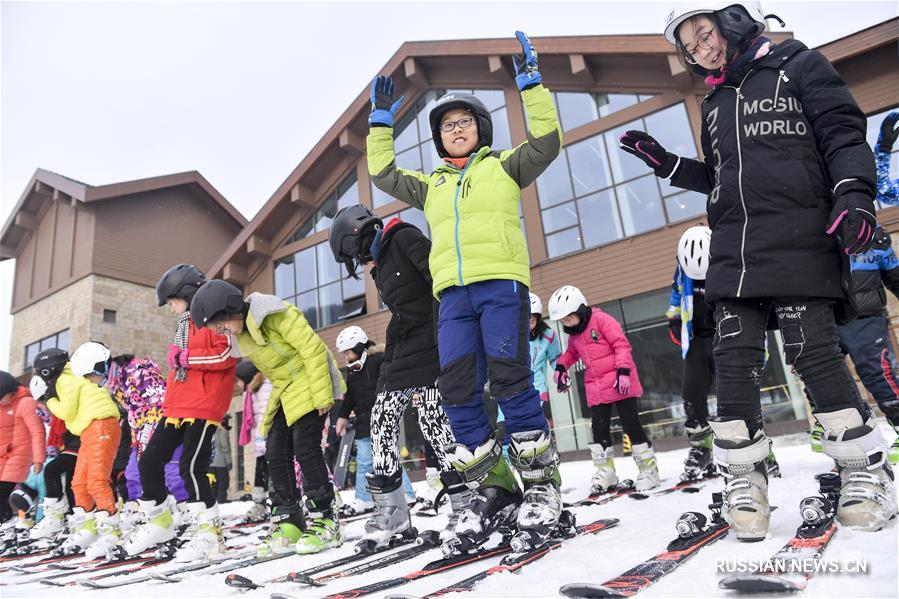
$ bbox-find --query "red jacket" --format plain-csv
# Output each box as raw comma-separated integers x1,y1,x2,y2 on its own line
557,308,643,406
0,387,46,483
163,322,237,422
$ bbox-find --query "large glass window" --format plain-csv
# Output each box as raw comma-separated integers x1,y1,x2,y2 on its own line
290,171,360,242
546,289,794,452
24,329,70,371
372,89,512,208
274,241,366,329
537,103,708,259
554,92,656,132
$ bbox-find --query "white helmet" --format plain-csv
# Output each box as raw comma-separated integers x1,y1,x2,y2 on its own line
664,1,767,45
29,375,48,401
548,285,588,321
677,225,713,280
335,326,368,353
529,293,543,316
70,341,111,377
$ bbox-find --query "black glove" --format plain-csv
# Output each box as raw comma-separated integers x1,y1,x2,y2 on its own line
826,191,877,255
667,318,682,347
554,364,570,393
618,130,679,178
879,112,899,154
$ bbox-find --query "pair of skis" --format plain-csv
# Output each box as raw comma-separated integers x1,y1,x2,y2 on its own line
560,473,841,597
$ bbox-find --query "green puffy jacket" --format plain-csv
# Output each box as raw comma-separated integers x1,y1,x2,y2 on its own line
47,365,120,436
368,84,562,298
236,293,345,434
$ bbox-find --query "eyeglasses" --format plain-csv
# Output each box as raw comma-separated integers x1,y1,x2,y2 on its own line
684,28,718,64
439,117,475,133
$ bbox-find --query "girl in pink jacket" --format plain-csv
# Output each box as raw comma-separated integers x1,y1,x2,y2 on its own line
548,286,659,493
0,371,46,540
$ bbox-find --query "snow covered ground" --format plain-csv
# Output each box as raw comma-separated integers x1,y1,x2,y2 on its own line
3,428,897,599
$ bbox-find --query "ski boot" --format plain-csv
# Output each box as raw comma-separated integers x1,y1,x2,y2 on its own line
417,467,444,512
509,430,569,552
242,487,270,524
587,443,618,494
764,448,782,478
633,442,661,492
709,419,771,541
356,470,414,553
257,501,305,556
441,435,522,556
174,502,226,562
57,507,98,554
118,500,141,537
29,496,68,541
85,511,122,559
340,500,373,518
0,518,15,553
119,496,176,557
433,469,474,544
817,408,898,531
810,421,825,453
681,425,714,482
295,491,343,554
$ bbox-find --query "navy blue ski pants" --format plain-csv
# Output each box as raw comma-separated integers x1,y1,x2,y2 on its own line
838,315,899,425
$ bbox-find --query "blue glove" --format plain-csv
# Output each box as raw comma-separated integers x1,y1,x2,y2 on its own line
369,75,405,128
512,30,542,91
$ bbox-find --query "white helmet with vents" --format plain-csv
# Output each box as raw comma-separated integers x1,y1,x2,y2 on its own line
677,225,712,280
70,341,111,378
548,285,588,321
336,326,369,353
529,293,543,316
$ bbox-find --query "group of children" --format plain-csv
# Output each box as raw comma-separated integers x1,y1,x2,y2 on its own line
2,2,898,564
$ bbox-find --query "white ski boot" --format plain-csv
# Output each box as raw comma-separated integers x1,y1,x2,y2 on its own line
121,497,175,556
442,436,522,556
85,511,121,559
682,425,714,481
817,408,898,531
29,496,68,540
437,469,474,543
242,487,269,523
174,502,226,562
709,419,771,541
633,442,661,492
588,443,618,494
509,430,567,552
58,507,98,554
356,471,415,553
118,500,141,537
418,467,443,511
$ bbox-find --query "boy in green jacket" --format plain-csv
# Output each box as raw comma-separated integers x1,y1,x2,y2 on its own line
189,280,346,555
367,31,565,553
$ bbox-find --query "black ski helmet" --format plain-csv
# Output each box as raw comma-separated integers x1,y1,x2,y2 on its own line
156,264,207,307
329,205,383,279
235,361,259,386
429,92,493,158
33,348,69,381
189,279,245,328
0,370,19,398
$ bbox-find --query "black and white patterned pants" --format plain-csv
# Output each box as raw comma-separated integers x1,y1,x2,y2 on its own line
370,384,455,476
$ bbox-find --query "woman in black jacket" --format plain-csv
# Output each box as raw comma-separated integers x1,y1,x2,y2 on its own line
330,205,459,552
619,2,894,538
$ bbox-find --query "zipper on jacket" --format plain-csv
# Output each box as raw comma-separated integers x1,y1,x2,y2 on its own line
453,157,475,286
772,70,788,105
730,70,753,297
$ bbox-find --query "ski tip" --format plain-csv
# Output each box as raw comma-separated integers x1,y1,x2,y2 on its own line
225,572,259,589
718,574,807,592
628,493,650,500
270,593,301,599
559,583,622,598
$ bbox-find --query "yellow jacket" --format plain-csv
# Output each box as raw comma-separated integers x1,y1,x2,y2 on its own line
47,364,120,435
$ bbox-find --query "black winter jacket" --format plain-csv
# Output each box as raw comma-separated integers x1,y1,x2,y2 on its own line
338,351,384,438
371,220,441,391
670,40,875,318
849,229,899,319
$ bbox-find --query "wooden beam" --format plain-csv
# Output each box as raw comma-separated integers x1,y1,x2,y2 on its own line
14,212,37,230
52,189,72,204
246,235,271,257
290,183,317,209
32,181,51,196
487,55,512,82
339,129,365,155
569,54,595,86
222,262,248,286
0,244,17,258
403,57,429,87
